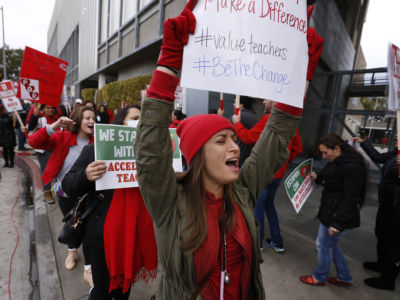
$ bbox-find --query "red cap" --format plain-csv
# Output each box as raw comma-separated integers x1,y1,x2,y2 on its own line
177,114,235,165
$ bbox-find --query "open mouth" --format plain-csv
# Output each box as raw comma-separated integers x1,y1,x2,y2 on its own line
225,158,239,170
88,125,94,130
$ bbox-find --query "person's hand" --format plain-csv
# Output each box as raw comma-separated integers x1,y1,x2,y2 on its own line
217,108,224,116
352,136,364,143
157,0,197,72
306,27,324,81
21,126,27,133
50,116,74,131
328,226,340,236
396,155,400,165
86,161,107,181
309,171,317,181
232,111,241,124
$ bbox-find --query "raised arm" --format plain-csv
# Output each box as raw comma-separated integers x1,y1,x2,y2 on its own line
134,0,196,227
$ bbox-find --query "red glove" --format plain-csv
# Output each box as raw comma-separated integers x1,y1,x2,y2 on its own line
307,27,324,81
157,0,197,71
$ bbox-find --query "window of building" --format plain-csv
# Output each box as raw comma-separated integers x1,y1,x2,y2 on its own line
122,0,137,24
140,0,152,10
100,0,108,43
109,0,121,36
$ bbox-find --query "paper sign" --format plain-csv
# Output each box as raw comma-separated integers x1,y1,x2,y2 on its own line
388,42,400,110
94,124,183,190
1,96,22,112
0,81,16,98
284,158,314,214
181,0,308,108
17,46,68,106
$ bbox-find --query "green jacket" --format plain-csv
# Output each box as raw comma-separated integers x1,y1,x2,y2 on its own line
134,98,301,300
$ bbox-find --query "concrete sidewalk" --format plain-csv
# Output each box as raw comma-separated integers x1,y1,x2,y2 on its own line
2,152,400,299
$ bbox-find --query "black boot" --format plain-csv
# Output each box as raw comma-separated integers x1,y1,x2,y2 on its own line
363,261,382,273
364,277,395,291
2,150,9,167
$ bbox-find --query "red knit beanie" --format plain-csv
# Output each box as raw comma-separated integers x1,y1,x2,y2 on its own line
176,114,236,165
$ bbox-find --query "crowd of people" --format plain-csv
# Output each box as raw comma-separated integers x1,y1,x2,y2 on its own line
0,0,399,299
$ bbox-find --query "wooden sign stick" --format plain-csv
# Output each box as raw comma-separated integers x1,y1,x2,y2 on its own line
235,94,240,116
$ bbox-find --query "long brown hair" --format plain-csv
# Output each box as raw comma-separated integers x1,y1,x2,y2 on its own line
176,148,236,254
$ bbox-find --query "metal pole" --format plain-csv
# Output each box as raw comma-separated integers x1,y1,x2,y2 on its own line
1,6,6,80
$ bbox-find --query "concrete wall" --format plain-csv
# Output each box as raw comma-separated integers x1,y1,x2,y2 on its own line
117,57,156,81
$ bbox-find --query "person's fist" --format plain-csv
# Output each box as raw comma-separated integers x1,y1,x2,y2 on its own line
309,171,317,181
86,161,107,181
157,0,197,71
306,27,324,81
352,137,364,143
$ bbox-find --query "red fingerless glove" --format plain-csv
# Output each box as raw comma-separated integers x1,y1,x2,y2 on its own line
157,0,197,71
147,70,180,102
307,27,324,81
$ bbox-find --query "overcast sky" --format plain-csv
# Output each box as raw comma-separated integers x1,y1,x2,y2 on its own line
0,0,398,69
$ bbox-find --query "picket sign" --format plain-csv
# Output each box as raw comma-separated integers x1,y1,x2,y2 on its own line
284,158,314,214
181,0,308,108
94,123,183,190
387,42,400,175
18,47,69,107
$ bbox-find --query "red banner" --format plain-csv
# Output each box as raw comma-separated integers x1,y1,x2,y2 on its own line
17,46,69,106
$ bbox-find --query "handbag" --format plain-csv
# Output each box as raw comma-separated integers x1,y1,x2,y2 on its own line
58,192,104,245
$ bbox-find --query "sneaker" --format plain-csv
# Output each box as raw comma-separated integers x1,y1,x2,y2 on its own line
65,249,78,270
265,239,285,253
84,268,94,288
44,190,55,204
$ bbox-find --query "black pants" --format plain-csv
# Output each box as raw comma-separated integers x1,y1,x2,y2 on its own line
375,205,400,283
37,151,52,190
3,147,14,165
58,195,90,264
88,245,131,300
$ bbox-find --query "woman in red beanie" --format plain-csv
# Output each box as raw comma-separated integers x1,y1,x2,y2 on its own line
134,1,322,299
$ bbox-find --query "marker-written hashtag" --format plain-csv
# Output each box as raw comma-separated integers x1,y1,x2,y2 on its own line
194,28,212,48
192,55,212,76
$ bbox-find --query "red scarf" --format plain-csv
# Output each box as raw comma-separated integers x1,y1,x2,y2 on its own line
103,188,158,293
193,192,253,300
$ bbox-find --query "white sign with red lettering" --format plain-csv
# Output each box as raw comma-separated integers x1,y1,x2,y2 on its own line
388,42,400,110
181,0,308,108
0,80,17,99
1,96,23,112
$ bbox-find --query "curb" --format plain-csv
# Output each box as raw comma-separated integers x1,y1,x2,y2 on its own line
14,153,64,300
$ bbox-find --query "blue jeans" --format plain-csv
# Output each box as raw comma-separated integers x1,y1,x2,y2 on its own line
254,178,282,245
313,224,352,283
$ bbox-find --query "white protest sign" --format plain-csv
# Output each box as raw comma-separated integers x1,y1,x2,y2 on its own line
94,124,183,190
1,96,23,112
387,42,400,111
181,0,308,108
0,80,16,98
284,158,314,214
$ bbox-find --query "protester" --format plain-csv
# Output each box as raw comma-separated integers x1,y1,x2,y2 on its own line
218,96,259,167
103,102,114,123
84,100,97,112
28,106,96,286
62,104,157,299
232,99,303,253
169,109,186,128
300,134,367,287
14,101,30,151
0,103,16,168
131,1,322,298
27,104,60,204
97,105,109,124
75,98,83,109
353,136,400,291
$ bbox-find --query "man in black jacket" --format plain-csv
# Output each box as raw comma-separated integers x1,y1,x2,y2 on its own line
353,136,400,291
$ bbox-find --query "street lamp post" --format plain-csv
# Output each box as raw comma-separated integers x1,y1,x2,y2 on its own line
0,6,6,80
